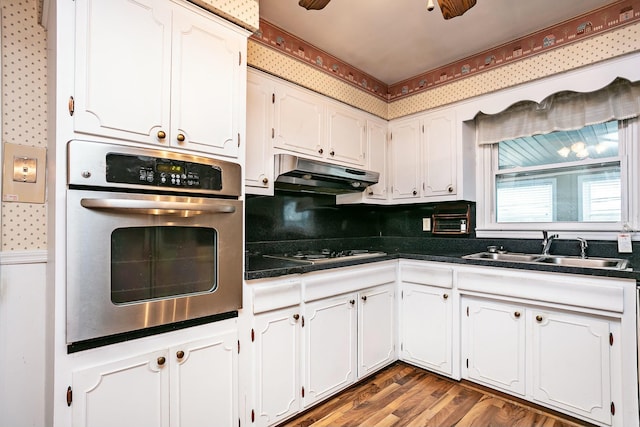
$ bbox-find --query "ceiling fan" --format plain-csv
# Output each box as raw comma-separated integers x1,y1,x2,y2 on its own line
298,0,477,19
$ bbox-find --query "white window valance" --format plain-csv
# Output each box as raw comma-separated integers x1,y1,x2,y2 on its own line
476,78,640,145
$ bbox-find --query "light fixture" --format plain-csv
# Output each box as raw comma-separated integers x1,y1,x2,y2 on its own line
427,0,435,11
570,141,586,153
557,147,570,157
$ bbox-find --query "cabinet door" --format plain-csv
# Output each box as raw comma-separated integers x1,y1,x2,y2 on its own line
365,120,388,200
358,285,395,378
74,0,171,144
530,310,611,425
253,308,302,427
274,86,325,157
72,350,170,427
246,72,275,194
422,111,456,197
326,104,366,166
399,283,452,376
463,298,526,396
170,331,238,427
304,294,357,407
389,118,421,200
171,6,244,157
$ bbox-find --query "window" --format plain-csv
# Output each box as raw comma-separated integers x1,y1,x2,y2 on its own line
493,120,620,224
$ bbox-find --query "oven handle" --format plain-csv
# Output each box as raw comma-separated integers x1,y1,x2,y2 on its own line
80,198,237,216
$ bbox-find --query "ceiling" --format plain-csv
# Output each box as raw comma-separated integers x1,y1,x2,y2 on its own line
259,0,618,84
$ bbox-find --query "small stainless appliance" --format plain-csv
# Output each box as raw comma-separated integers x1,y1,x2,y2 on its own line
66,141,243,348
264,249,387,264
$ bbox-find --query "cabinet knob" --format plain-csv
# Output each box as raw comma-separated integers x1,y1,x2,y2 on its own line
176,350,185,360
262,177,269,185
176,133,186,142
368,191,373,196
443,293,449,299
318,148,324,155
157,130,166,140
293,314,300,320
330,150,335,156
361,295,367,301
514,311,521,318
412,190,418,196
349,300,355,305
447,185,454,193
157,356,166,366
536,315,543,322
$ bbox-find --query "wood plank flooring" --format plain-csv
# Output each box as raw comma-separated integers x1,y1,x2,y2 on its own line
280,362,593,427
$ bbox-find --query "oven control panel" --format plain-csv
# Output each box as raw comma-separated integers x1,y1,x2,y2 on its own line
105,153,222,190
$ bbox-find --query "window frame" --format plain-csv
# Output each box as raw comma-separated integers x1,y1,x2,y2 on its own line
475,119,638,240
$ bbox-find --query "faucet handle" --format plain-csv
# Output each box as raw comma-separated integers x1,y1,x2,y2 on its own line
577,237,588,258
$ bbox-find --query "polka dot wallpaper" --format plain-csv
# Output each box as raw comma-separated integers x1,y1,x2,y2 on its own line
1,0,47,251
187,0,259,31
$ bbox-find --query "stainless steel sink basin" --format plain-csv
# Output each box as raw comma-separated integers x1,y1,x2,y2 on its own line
463,252,630,270
464,252,542,262
536,256,629,269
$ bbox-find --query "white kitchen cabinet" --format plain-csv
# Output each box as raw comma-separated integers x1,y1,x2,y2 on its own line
71,331,238,427
363,118,388,201
388,117,421,200
530,309,612,425
462,297,526,396
399,283,453,377
73,0,247,158
326,102,367,166
273,81,325,158
357,284,395,378
303,292,358,407
253,307,302,427
461,294,614,426
246,71,275,194
422,110,457,198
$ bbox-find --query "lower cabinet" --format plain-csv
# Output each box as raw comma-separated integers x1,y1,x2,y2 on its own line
250,278,395,427
462,295,614,426
71,331,238,427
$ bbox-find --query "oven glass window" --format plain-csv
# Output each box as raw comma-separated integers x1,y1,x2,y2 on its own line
110,226,217,304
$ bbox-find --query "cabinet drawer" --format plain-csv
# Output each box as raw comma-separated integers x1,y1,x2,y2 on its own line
251,279,302,314
399,262,453,288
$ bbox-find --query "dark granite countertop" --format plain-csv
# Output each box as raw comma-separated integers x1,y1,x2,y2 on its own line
245,250,639,282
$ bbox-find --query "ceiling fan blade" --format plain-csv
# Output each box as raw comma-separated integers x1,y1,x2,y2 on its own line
437,0,477,19
298,0,332,10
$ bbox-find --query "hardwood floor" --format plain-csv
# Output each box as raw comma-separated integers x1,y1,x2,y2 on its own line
280,362,592,427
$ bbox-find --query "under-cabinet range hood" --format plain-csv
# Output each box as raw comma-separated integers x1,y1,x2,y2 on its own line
274,154,379,195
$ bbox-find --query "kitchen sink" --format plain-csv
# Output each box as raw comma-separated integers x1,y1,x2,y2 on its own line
463,252,630,270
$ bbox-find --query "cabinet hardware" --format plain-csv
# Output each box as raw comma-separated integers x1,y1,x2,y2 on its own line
66,386,73,406
349,299,355,305
157,356,166,366
262,177,269,185
251,328,255,342
368,191,373,196
157,130,166,140
302,316,305,327
447,185,454,193
412,190,417,196
238,132,241,147
237,340,240,354
271,128,274,138
176,133,186,143
466,358,469,368
251,409,255,422
535,315,543,322
176,350,185,359
443,294,449,299
68,96,75,116
293,314,300,321
238,51,242,66
330,150,335,156
514,311,521,318
609,332,614,346
301,386,305,398
318,148,324,154
361,295,367,301
272,93,275,104
466,306,469,316
611,401,615,415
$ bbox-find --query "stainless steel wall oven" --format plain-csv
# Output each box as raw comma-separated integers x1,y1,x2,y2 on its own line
66,141,243,350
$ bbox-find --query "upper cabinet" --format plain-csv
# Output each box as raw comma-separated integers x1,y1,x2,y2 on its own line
73,0,248,158
246,69,378,195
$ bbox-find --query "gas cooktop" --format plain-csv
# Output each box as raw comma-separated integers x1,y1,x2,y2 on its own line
264,249,387,265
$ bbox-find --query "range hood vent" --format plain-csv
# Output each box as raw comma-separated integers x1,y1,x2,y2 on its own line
274,154,379,195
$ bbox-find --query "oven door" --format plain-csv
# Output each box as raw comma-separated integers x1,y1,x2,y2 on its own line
66,189,243,344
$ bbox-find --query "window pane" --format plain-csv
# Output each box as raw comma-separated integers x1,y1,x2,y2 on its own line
498,121,618,170
496,179,553,222
581,175,621,221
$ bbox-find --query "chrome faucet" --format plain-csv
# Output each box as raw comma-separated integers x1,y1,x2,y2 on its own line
541,230,559,256
577,237,588,259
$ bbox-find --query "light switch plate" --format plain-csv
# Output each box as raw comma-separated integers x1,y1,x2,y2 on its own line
2,143,47,203
422,217,431,231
